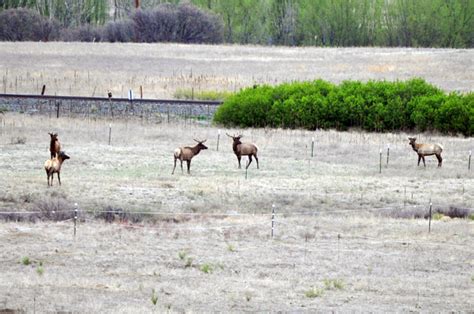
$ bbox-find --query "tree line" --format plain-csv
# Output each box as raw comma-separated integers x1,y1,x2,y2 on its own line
1,0,473,47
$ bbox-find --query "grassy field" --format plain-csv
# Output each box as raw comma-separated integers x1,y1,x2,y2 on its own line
0,113,472,312
0,42,472,312
0,43,473,98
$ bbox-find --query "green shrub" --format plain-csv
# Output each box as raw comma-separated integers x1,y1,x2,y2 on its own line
213,79,473,136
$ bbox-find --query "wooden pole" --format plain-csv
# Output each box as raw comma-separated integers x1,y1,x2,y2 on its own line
386,144,390,165
311,137,314,157
74,203,78,239
216,130,220,151
469,150,471,171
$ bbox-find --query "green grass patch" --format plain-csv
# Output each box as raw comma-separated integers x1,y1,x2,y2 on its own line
174,88,233,101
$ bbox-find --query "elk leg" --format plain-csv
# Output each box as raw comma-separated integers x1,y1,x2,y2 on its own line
180,160,184,173
255,154,259,169
186,160,191,174
246,155,253,169
237,156,241,169
58,172,61,186
417,155,421,166
436,154,442,167
172,158,177,174
422,156,426,167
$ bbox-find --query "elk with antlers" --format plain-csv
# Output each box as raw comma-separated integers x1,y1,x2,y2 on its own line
227,133,259,169
172,139,208,174
408,137,443,167
48,132,61,159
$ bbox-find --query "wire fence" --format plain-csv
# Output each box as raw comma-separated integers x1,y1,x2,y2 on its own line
0,202,471,246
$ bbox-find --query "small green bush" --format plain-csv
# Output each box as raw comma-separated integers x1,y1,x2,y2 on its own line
21,256,31,265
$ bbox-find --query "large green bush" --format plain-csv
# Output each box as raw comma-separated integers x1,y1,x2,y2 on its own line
214,79,473,136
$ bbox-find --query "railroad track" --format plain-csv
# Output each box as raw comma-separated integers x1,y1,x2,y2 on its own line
0,93,223,106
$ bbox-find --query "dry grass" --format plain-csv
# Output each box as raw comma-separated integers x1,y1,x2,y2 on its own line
0,43,473,98
0,113,473,312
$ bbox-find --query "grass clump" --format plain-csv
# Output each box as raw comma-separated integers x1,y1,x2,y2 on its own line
200,263,213,274
305,287,324,298
151,289,158,306
323,279,345,290
173,88,232,101
21,256,31,265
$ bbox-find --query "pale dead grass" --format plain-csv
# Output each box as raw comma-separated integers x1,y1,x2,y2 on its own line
0,43,473,98
0,113,473,312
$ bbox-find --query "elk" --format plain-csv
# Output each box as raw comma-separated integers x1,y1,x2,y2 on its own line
408,137,443,167
44,151,70,186
226,133,259,169
172,139,208,174
48,132,61,159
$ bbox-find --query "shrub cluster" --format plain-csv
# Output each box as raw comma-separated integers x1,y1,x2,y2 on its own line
0,8,59,41
214,79,473,136
0,4,223,44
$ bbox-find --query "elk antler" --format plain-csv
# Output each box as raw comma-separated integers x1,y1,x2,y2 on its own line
194,138,207,143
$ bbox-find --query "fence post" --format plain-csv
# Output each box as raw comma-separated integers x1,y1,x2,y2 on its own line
108,124,112,145
74,203,78,239
271,204,275,238
469,150,471,171
216,129,220,151
428,202,432,233
386,144,390,165
56,101,60,119
311,137,314,157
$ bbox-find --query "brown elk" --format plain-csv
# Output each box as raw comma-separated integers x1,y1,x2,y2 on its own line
44,151,70,186
48,132,61,159
172,139,208,174
408,137,443,167
226,133,259,169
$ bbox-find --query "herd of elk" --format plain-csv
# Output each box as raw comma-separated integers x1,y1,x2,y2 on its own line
41,132,445,185
408,137,443,167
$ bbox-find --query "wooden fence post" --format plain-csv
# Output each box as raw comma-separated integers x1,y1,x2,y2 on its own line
74,203,78,239
469,150,471,171
386,144,390,165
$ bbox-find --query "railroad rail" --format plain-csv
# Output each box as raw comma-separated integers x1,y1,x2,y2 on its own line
0,93,223,106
